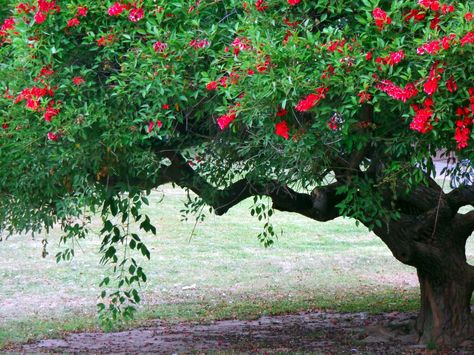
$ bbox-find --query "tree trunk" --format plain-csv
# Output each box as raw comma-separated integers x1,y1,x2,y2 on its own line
416,265,474,346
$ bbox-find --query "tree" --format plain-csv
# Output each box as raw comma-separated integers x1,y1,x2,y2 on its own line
0,0,473,346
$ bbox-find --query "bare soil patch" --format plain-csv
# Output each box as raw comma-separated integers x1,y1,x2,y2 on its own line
16,311,474,354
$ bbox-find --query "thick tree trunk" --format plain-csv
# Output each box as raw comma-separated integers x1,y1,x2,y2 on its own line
374,211,474,347
415,262,474,346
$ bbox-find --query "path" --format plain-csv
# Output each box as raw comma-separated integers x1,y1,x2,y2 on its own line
18,311,474,354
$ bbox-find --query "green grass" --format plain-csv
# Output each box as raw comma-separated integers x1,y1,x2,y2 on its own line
0,185,472,348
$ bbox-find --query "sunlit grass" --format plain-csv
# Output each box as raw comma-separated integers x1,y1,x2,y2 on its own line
0,185,472,348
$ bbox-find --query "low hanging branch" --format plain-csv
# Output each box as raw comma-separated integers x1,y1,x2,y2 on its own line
158,152,342,222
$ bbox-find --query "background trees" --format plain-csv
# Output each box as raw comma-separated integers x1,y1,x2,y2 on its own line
0,0,473,346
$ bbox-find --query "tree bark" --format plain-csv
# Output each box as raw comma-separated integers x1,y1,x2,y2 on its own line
416,265,473,346
373,209,474,346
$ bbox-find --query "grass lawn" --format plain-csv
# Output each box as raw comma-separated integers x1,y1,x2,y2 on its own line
0,185,473,348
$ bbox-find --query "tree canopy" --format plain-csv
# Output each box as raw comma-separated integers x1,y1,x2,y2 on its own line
0,0,473,346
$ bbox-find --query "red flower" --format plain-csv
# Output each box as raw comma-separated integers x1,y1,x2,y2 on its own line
465,13,473,21
255,0,268,11
1,18,15,31
460,32,474,47
424,77,438,96
67,18,80,27
376,80,418,102
206,81,218,90
219,76,228,88
147,119,163,133
288,0,301,5
419,0,441,11
372,8,392,30
72,76,85,85
34,11,47,24
217,112,236,130
108,2,125,16
38,66,55,77
358,91,372,104
446,77,457,93
38,0,57,13
147,121,154,133
189,38,210,49
275,121,289,139
153,41,168,53
97,34,115,47
162,104,170,110
26,98,40,111
276,108,287,117
44,106,59,122
295,87,328,112
77,6,88,17
129,8,144,22
454,122,470,150
47,132,58,141
388,50,404,66
410,108,433,134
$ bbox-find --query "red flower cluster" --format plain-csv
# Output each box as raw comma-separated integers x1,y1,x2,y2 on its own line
153,41,167,53
97,34,115,47
453,89,474,149
147,120,163,133
275,121,289,139
37,65,55,79
328,113,342,131
189,38,210,49
107,3,144,22
34,0,60,24
417,34,456,55
129,7,144,22
16,3,36,14
324,39,352,53
410,98,434,134
372,8,391,30
255,0,268,11
15,86,54,111
0,17,15,43
424,63,443,96
217,112,236,130
72,76,85,86
295,87,328,112
446,77,457,93
404,9,426,22
206,81,218,91
217,105,240,130
67,18,80,27
376,80,418,102
418,0,454,14
67,5,88,28
376,50,405,66
256,56,271,73
47,132,58,141
460,32,474,47
108,2,126,16
44,104,59,122
358,91,372,104
231,37,251,55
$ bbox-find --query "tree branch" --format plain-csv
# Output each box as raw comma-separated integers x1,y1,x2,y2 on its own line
453,210,474,240
159,153,342,222
447,185,474,211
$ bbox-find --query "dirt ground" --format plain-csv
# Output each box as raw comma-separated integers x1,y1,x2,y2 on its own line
14,311,474,354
